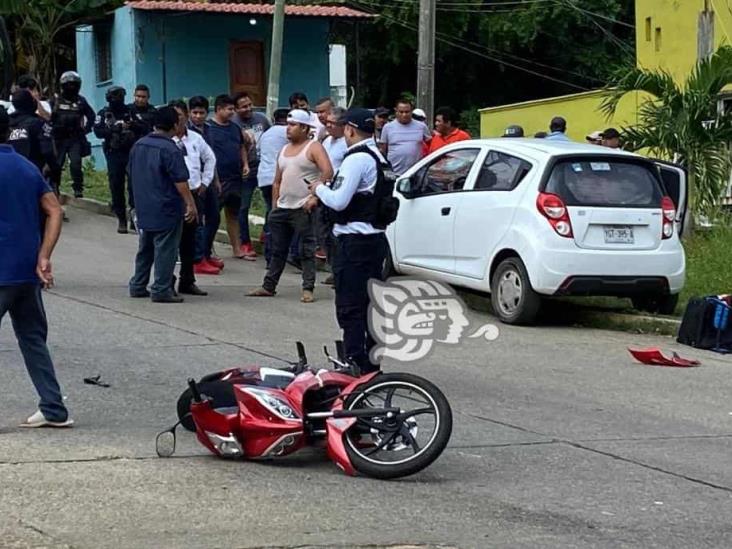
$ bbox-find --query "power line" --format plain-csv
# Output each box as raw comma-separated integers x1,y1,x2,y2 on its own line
349,0,591,90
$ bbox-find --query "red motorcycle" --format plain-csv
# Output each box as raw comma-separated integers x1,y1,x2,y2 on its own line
157,342,452,479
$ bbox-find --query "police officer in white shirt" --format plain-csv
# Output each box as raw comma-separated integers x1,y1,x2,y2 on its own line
308,108,391,375
170,101,216,296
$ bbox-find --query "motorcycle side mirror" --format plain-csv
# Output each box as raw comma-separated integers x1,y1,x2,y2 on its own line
155,418,184,458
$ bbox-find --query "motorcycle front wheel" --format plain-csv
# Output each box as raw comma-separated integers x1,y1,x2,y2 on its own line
343,372,452,479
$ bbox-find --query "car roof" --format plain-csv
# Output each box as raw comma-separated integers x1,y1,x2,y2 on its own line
453,138,643,161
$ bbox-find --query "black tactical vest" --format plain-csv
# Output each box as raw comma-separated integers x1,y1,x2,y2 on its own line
52,97,84,138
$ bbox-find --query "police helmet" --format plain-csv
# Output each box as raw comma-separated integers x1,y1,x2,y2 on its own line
106,86,126,103
60,71,82,85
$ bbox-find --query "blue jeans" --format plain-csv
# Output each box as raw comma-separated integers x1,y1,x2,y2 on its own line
238,175,258,245
261,185,273,263
0,284,69,422
195,188,220,261
129,220,183,299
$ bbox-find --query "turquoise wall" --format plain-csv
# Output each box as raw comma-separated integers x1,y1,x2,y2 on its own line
76,6,137,167
133,11,331,108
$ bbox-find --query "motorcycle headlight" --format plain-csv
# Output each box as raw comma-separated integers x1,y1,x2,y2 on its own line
243,387,300,421
205,432,243,458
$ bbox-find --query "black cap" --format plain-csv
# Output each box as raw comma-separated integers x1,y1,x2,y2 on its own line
374,107,390,118
345,107,375,134
502,125,524,138
12,89,37,114
550,116,567,132
601,127,620,139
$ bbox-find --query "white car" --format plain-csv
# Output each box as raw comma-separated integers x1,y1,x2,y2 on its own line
385,139,687,325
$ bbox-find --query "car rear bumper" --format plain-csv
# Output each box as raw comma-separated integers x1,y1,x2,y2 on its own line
527,244,685,296
553,276,670,297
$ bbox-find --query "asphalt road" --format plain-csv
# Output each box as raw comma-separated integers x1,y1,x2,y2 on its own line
1,207,731,549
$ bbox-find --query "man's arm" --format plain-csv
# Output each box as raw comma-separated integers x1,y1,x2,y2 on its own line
165,147,197,222
378,124,389,156
175,181,198,223
271,159,283,207
200,139,217,189
313,156,363,212
82,98,96,134
308,141,334,182
35,120,59,173
240,129,250,176
37,190,64,288
93,109,111,140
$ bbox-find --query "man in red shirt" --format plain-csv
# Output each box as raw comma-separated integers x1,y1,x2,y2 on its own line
427,107,471,155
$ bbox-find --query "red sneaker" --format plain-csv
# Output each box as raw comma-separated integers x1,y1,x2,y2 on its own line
240,242,257,259
194,259,221,275
315,247,327,260
207,256,225,270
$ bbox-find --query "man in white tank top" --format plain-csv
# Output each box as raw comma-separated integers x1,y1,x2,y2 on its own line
247,110,333,303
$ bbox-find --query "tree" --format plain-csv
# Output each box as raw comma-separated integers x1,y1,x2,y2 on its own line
331,0,635,114
0,0,122,92
601,46,732,220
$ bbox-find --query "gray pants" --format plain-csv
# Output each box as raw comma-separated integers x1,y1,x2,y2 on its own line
0,284,68,422
263,207,316,292
129,220,183,299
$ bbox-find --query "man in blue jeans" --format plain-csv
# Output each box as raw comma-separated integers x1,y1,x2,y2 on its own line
0,106,73,428
128,106,198,303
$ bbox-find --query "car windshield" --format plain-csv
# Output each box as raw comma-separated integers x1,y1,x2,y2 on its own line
544,158,663,208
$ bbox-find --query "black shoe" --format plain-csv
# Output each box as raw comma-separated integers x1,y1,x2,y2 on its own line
322,274,334,286
117,218,128,234
130,290,151,298
179,284,208,296
74,190,84,199
151,295,184,303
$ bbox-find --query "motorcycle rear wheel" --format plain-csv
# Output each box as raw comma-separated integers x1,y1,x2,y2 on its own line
176,380,237,432
343,372,452,479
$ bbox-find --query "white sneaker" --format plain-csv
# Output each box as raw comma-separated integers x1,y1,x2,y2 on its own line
19,410,74,428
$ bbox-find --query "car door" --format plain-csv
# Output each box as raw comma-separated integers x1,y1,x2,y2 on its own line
453,149,535,279
393,147,483,274
654,160,688,238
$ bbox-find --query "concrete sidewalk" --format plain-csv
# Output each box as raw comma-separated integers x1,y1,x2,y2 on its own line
1,206,731,549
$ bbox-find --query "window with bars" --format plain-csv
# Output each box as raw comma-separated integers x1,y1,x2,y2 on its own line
95,25,112,83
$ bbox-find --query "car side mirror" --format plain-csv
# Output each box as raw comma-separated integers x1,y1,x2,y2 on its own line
397,177,417,199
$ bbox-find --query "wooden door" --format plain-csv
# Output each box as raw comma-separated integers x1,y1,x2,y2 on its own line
229,41,266,106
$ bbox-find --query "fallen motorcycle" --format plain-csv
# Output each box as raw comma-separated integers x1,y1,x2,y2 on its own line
156,342,452,479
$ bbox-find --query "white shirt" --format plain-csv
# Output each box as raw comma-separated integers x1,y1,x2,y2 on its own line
257,125,289,188
323,135,348,171
315,138,384,236
174,129,216,190
4,99,52,117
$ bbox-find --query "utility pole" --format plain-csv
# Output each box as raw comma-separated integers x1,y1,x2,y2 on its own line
266,0,286,119
416,0,436,119
697,0,714,61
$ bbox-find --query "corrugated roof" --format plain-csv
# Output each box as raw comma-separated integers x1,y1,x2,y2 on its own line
126,1,374,18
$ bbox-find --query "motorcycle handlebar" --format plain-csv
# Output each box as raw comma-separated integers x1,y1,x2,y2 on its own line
187,378,202,403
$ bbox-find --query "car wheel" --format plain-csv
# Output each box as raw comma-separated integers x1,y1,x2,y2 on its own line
490,257,541,325
631,294,679,316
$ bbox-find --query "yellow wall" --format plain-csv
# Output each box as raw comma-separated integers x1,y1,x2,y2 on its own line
636,0,732,83
479,0,732,137
479,90,641,140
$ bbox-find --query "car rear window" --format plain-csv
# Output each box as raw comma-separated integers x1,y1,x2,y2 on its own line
544,158,664,207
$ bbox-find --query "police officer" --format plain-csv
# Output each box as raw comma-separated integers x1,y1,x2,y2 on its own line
93,86,136,233
128,84,157,142
50,71,95,198
308,108,395,375
7,89,57,174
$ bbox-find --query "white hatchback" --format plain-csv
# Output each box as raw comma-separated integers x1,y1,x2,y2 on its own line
385,139,687,325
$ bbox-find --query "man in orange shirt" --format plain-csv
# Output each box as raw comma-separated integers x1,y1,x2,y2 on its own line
427,107,471,155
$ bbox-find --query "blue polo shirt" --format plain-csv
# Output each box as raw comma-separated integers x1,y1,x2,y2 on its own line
206,120,243,182
0,145,53,286
128,133,190,232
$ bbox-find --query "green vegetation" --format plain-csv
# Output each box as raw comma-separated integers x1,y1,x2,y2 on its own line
679,224,732,311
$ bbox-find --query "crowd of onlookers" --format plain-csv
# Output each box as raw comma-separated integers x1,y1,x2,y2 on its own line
499,115,623,149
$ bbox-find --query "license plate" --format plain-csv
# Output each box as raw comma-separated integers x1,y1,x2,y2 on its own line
604,226,634,244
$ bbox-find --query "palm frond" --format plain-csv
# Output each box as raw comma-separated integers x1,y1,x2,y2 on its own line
601,67,679,118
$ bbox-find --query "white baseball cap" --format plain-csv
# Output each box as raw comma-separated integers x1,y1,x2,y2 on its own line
287,109,317,127
412,108,427,119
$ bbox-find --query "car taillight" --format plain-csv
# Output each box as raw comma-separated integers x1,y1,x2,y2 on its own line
661,196,675,239
537,192,573,238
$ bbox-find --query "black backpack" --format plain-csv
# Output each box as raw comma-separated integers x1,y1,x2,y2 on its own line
677,296,732,351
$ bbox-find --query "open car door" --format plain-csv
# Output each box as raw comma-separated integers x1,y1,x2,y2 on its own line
654,160,688,239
